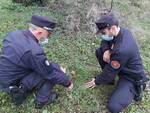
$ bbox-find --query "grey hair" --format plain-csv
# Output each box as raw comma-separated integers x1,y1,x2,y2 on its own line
28,23,40,31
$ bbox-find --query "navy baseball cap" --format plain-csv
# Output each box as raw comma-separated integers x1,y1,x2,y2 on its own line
95,13,119,34
30,15,56,32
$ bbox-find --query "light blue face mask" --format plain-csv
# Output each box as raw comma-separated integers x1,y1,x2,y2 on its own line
40,37,49,45
101,35,113,41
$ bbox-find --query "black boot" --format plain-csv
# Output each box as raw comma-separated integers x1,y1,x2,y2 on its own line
9,85,27,105
35,92,58,109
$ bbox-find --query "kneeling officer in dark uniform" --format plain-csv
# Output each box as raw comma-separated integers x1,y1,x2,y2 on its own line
0,15,73,108
84,14,149,113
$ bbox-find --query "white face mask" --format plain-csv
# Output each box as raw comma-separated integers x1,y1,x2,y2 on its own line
40,37,49,45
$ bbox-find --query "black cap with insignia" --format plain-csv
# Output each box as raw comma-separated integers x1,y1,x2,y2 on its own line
30,15,56,32
95,13,119,34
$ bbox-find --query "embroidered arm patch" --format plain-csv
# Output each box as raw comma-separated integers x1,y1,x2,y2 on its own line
111,60,120,69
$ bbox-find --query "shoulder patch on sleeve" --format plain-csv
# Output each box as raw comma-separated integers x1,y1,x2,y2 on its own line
111,60,120,69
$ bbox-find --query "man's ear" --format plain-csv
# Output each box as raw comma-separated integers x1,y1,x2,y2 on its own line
37,31,42,35
111,25,116,30
111,26,118,36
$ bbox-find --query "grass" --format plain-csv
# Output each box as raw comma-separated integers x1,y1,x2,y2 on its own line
0,0,150,113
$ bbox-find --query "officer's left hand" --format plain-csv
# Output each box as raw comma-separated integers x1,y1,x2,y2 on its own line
84,78,96,89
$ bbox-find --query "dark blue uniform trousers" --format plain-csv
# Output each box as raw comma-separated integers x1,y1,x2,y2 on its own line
20,72,55,103
20,63,64,103
96,48,136,113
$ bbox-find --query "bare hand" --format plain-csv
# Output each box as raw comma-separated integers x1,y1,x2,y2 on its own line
103,50,111,63
66,82,73,92
84,78,96,89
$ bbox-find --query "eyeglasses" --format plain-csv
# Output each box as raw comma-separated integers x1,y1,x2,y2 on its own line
96,27,111,35
96,29,107,35
100,30,107,35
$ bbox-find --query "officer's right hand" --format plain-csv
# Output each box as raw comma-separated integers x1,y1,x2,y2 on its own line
84,78,96,89
103,50,111,63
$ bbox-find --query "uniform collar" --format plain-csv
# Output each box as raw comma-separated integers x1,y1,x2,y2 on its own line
23,30,39,43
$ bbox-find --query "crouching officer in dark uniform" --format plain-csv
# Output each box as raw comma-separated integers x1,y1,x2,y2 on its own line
0,15,73,108
84,13,149,113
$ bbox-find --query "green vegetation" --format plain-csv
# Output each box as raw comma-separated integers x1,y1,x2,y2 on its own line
0,0,149,113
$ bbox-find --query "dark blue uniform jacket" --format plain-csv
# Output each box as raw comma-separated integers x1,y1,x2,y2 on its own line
95,28,146,85
0,30,70,87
